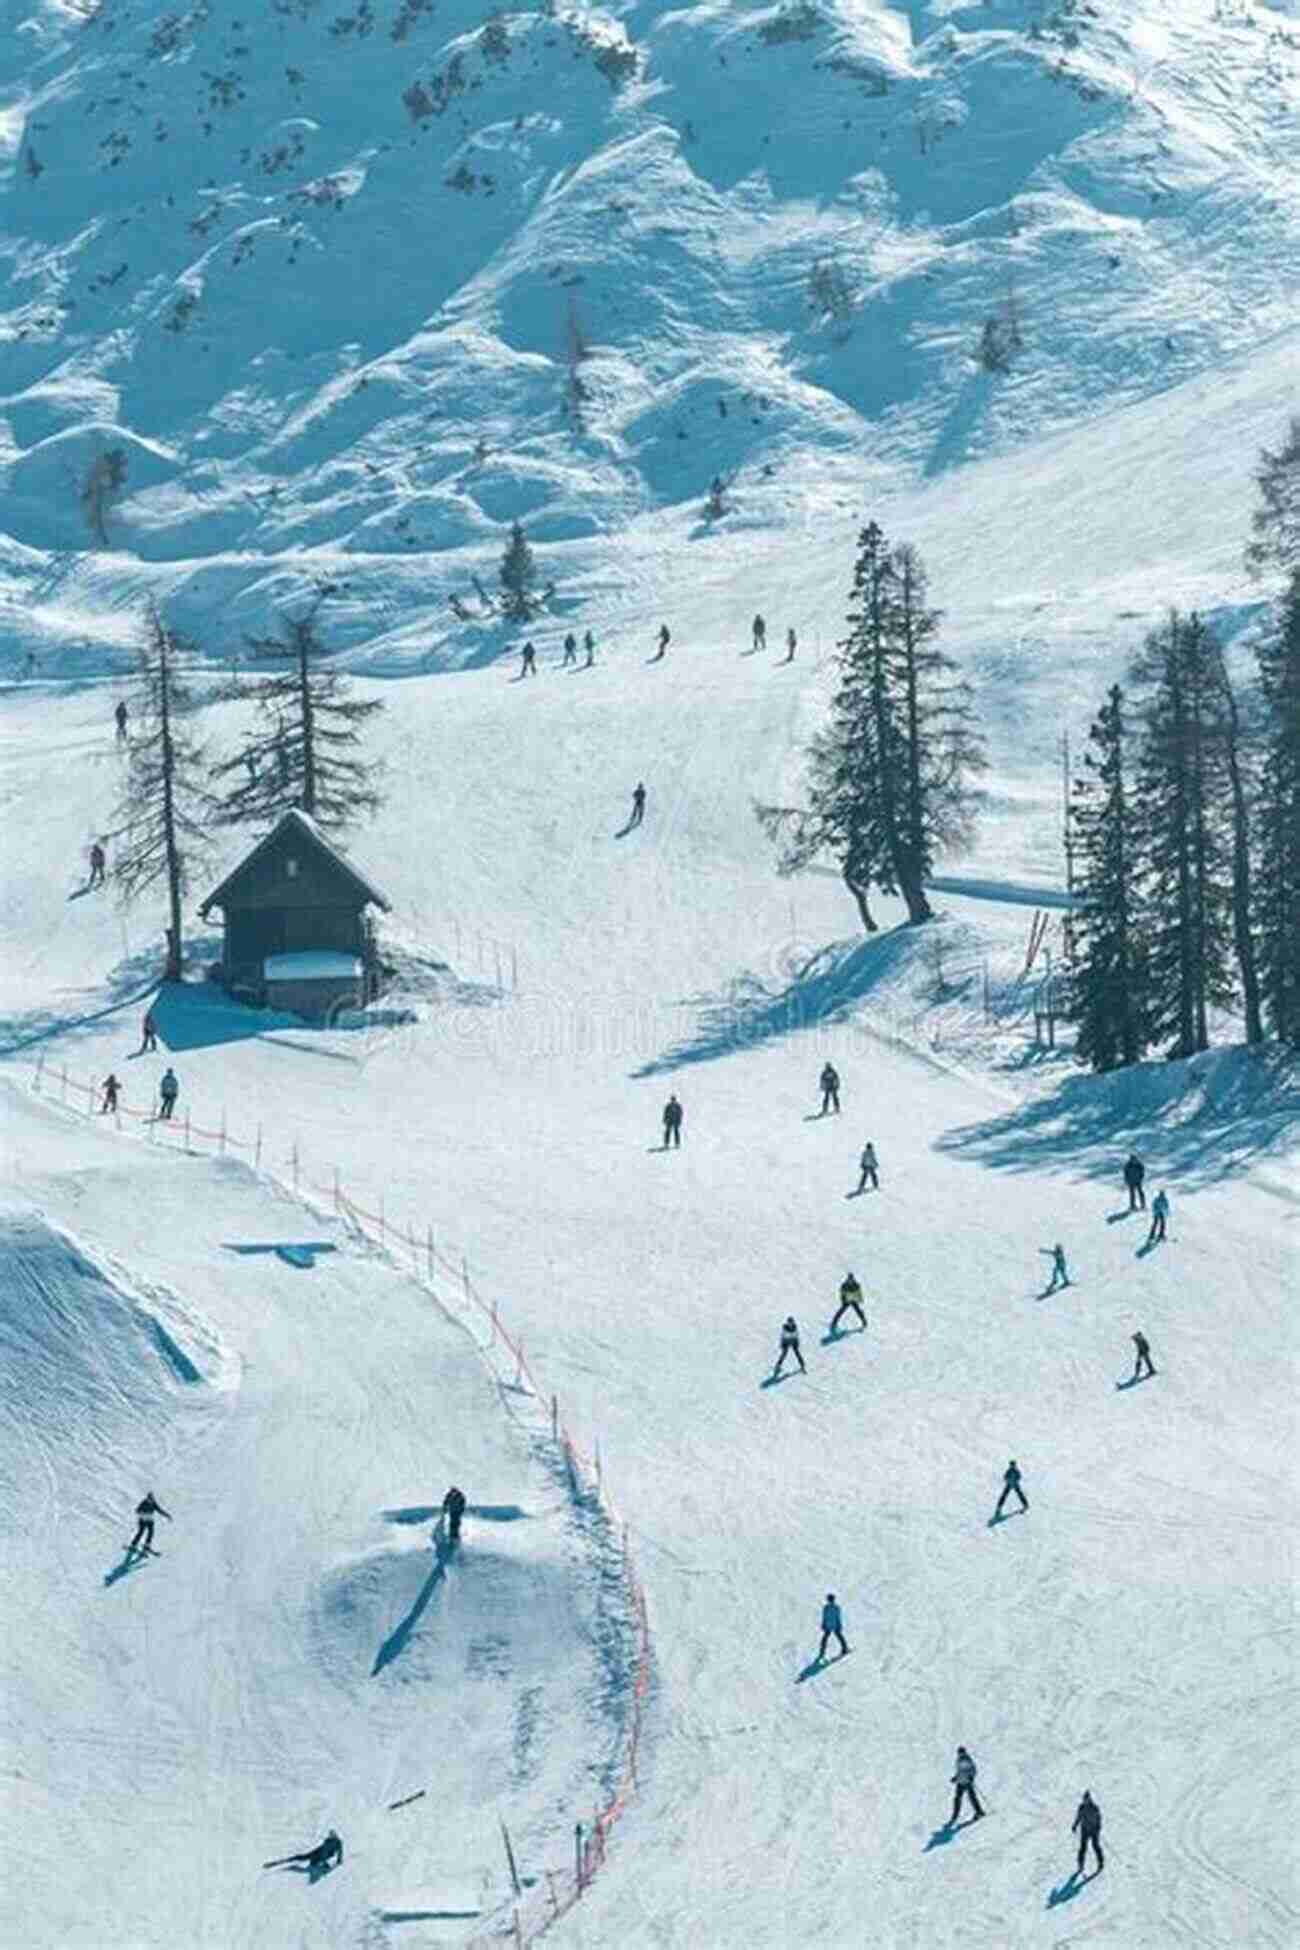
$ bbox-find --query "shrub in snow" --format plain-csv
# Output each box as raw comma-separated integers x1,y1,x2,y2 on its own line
758,3,821,46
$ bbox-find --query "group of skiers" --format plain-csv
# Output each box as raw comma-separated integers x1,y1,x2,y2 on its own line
518,630,597,676
97,1013,174,1120
936,1748,1103,1875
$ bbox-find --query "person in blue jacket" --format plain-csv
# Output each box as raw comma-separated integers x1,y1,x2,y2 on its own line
1146,1188,1169,1245
818,1593,848,1662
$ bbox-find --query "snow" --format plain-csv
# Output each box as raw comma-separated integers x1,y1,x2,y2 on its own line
264,950,363,979
1,1,1298,1946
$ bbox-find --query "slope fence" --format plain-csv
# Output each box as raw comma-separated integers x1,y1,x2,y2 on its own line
27,1055,651,1948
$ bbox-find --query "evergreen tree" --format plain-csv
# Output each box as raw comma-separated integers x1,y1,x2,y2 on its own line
1066,685,1147,1071
109,605,215,981
756,524,983,930
499,520,539,621
1255,571,1300,1044
1130,611,1236,1057
212,609,382,833
1246,414,1300,578
1208,635,1263,1045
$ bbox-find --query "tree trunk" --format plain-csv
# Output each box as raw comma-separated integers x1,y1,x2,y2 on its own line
1217,660,1264,1044
845,874,878,933
298,624,316,815
159,627,184,981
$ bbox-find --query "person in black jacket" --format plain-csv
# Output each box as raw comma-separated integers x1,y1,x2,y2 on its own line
993,1459,1027,1519
819,1063,841,1115
949,1746,984,1825
773,1316,806,1379
442,1485,467,1545
1131,1331,1156,1381
1123,1153,1146,1211
830,1273,866,1334
662,1094,683,1148
128,1492,171,1555
264,1830,343,1874
1072,1791,1103,1874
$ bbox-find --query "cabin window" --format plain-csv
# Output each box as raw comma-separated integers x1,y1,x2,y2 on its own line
286,857,299,878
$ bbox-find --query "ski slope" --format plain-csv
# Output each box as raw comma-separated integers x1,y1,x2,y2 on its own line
3,505,1298,1947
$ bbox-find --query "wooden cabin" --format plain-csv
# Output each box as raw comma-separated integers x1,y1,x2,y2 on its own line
200,809,391,1019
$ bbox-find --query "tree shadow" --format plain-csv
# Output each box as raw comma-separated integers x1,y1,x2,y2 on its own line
372,1540,451,1676
629,929,919,1079
934,1044,1300,1191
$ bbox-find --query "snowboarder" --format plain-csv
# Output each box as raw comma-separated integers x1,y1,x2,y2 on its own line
114,700,129,742
264,1830,343,1874
1123,1152,1146,1211
817,1592,848,1662
100,1073,121,1115
562,632,577,667
158,1067,179,1121
128,1492,171,1555
629,782,646,827
140,1010,158,1054
830,1272,866,1334
949,1746,984,1825
1131,1330,1156,1381
1146,1188,1169,1245
993,1459,1028,1520
773,1315,806,1379
751,614,766,653
855,1140,879,1193
653,624,670,661
662,1093,682,1148
819,1062,841,1115
88,841,107,888
1039,1242,1070,1292
583,629,595,667
521,641,537,677
442,1485,466,1545
1071,1791,1103,1875
783,627,797,663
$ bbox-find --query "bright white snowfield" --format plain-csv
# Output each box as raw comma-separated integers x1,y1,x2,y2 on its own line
3,1,1300,1948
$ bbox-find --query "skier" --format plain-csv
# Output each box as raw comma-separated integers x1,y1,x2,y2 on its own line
442,1485,467,1545
158,1067,179,1121
662,1093,682,1149
562,632,578,667
817,1592,848,1662
140,1010,158,1054
1123,1152,1146,1211
629,782,646,828
88,841,107,888
773,1315,806,1379
1146,1188,1169,1245
653,623,670,662
264,1830,344,1874
1131,1330,1156,1381
993,1459,1028,1520
100,1073,121,1115
819,1062,841,1115
583,629,595,667
784,627,797,663
855,1140,879,1193
1039,1242,1070,1292
114,700,129,742
1071,1791,1104,1875
830,1272,866,1335
127,1491,171,1555
751,614,766,653
521,641,537,677
949,1746,984,1825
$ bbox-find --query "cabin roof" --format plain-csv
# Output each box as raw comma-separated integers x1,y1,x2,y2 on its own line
200,808,391,915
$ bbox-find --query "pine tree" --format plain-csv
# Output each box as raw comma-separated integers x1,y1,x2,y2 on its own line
499,520,539,621
109,605,215,981
212,609,383,833
1066,685,1147,1071
755,524,983,931
1130,611,1236,1057
1255,571,1300,1044
1246,414,1300,578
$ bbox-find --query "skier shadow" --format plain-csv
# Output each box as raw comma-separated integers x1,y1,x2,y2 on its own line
103,1549,154,1588
1135,1238,1162,1260
1046,1869,1097,1908
614,819,642,840
225,1241,337,1269
923,1817,979,1852
796,1651,848,1682
1115,1373,1155,1391
274,1858,339,1886
371,1537,453,1676
987,1508,1026,1529
67,882,97,902
1106,1209,1136,1224
760,1370,801,1389
821,1325,865,1346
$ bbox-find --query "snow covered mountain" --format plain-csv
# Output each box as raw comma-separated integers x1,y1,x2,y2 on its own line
4,0,1300,664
